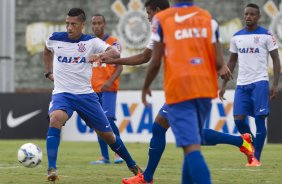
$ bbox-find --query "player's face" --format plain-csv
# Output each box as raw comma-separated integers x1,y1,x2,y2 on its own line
66,16,85,40
146,6,157,23
92,16,105,38
244,7,260,27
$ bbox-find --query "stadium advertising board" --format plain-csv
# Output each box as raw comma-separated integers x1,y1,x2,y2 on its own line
0,93,50,139
62,90,256,143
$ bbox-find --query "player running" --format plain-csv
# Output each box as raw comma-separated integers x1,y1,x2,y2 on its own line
43,8,141,182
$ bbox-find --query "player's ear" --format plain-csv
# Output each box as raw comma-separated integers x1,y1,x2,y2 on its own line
155,7,161,13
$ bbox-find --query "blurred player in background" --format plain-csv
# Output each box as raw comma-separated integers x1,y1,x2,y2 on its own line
220,3,281,167
90,14,124,165
102,0,254,183
43,8,141,182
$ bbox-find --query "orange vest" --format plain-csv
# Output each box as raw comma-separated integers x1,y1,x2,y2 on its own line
155,6,218,104
91,35,121,92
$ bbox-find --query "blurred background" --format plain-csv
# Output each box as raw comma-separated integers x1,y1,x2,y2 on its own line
0,0,282,142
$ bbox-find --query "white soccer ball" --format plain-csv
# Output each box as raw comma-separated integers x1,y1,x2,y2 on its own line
17,143,43,168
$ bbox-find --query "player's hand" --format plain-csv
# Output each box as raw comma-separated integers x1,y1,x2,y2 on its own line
219,87,226,101
142,87,152,106
100,81,112,92
47,73,54,82
89,54,101,64
270,85,279,100
100,55,116,64
219,64,233,81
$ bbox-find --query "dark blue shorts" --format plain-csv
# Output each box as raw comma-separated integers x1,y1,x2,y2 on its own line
233,80,269,117
49,92,112,132
158,104,169,121
96,91,117,120
167,98,212,147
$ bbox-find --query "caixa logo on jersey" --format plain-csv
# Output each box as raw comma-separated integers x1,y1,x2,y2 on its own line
111,0,150,49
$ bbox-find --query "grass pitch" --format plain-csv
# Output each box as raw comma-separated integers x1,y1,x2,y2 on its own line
0,140,282,184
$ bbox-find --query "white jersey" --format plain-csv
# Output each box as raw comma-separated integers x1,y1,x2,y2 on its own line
46,32,110,94
230,26,278,85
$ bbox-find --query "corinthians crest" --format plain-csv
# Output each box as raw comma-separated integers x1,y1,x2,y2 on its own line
111,0,150,50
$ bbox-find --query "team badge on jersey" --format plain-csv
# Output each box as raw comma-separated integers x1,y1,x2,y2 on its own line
77,43,86,52
254,36,260,44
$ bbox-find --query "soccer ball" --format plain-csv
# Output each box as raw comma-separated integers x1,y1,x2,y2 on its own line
17,143,43,168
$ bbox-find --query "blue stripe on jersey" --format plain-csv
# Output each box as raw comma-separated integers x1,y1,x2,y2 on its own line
102,34,110,41
157,24,163,43
234,26,270,36
49,32,96,43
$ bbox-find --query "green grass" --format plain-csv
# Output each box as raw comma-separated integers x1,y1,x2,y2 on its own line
0,140,282,184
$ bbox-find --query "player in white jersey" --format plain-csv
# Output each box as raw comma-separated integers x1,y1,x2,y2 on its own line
220,3,281,167
43,8,141,182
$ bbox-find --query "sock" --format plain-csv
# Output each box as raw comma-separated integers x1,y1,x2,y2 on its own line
97,118,119,161
46,127,61,169
235,119,255,138
184,151,211,184
254,116,266,161
143,123,167,182
109,136,136,168
203,129,242,147
97,136,109,160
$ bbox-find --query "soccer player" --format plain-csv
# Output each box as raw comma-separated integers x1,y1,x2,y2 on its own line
220,3,281,167
90,14,124,165
102,0,255,183
139,0,234,182
43,8,141,182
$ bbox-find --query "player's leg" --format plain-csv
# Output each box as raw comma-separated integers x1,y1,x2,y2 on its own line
122,104,169,184
47,93,74,181
233,85,255,138
169,99,211,184
253,81,269,162
203,129,254,164
77,93,141,175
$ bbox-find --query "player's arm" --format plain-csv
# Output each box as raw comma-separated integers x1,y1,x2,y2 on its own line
142,41,163,106
101,48,152,65
43,46,54,81
219,52,238,101
101,64,123,91
89,46,120,63
269,49,281,99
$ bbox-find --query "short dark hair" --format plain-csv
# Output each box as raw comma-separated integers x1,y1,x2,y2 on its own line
93,14,106,24
144,0,170,11
67,8,86,22
245,3,260,14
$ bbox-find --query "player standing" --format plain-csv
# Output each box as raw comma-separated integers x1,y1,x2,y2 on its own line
43,8,141,182
220,3,281,166
90,14,124,165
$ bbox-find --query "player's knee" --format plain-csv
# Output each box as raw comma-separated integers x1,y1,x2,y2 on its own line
49,111,68,128
155,114,170,129
234,115,246,120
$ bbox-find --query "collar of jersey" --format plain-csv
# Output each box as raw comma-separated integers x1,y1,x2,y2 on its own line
174,2,194,7
102,34,110,41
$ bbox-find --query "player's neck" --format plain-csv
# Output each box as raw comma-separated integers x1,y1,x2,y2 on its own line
245,24,258,32
97,33,105,40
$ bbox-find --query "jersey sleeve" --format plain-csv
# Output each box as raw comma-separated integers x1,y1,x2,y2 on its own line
45,33,55,52
266,31,278,52
150,16,163,43
229,36,238,53
92,38,111,54
211,19,221,43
